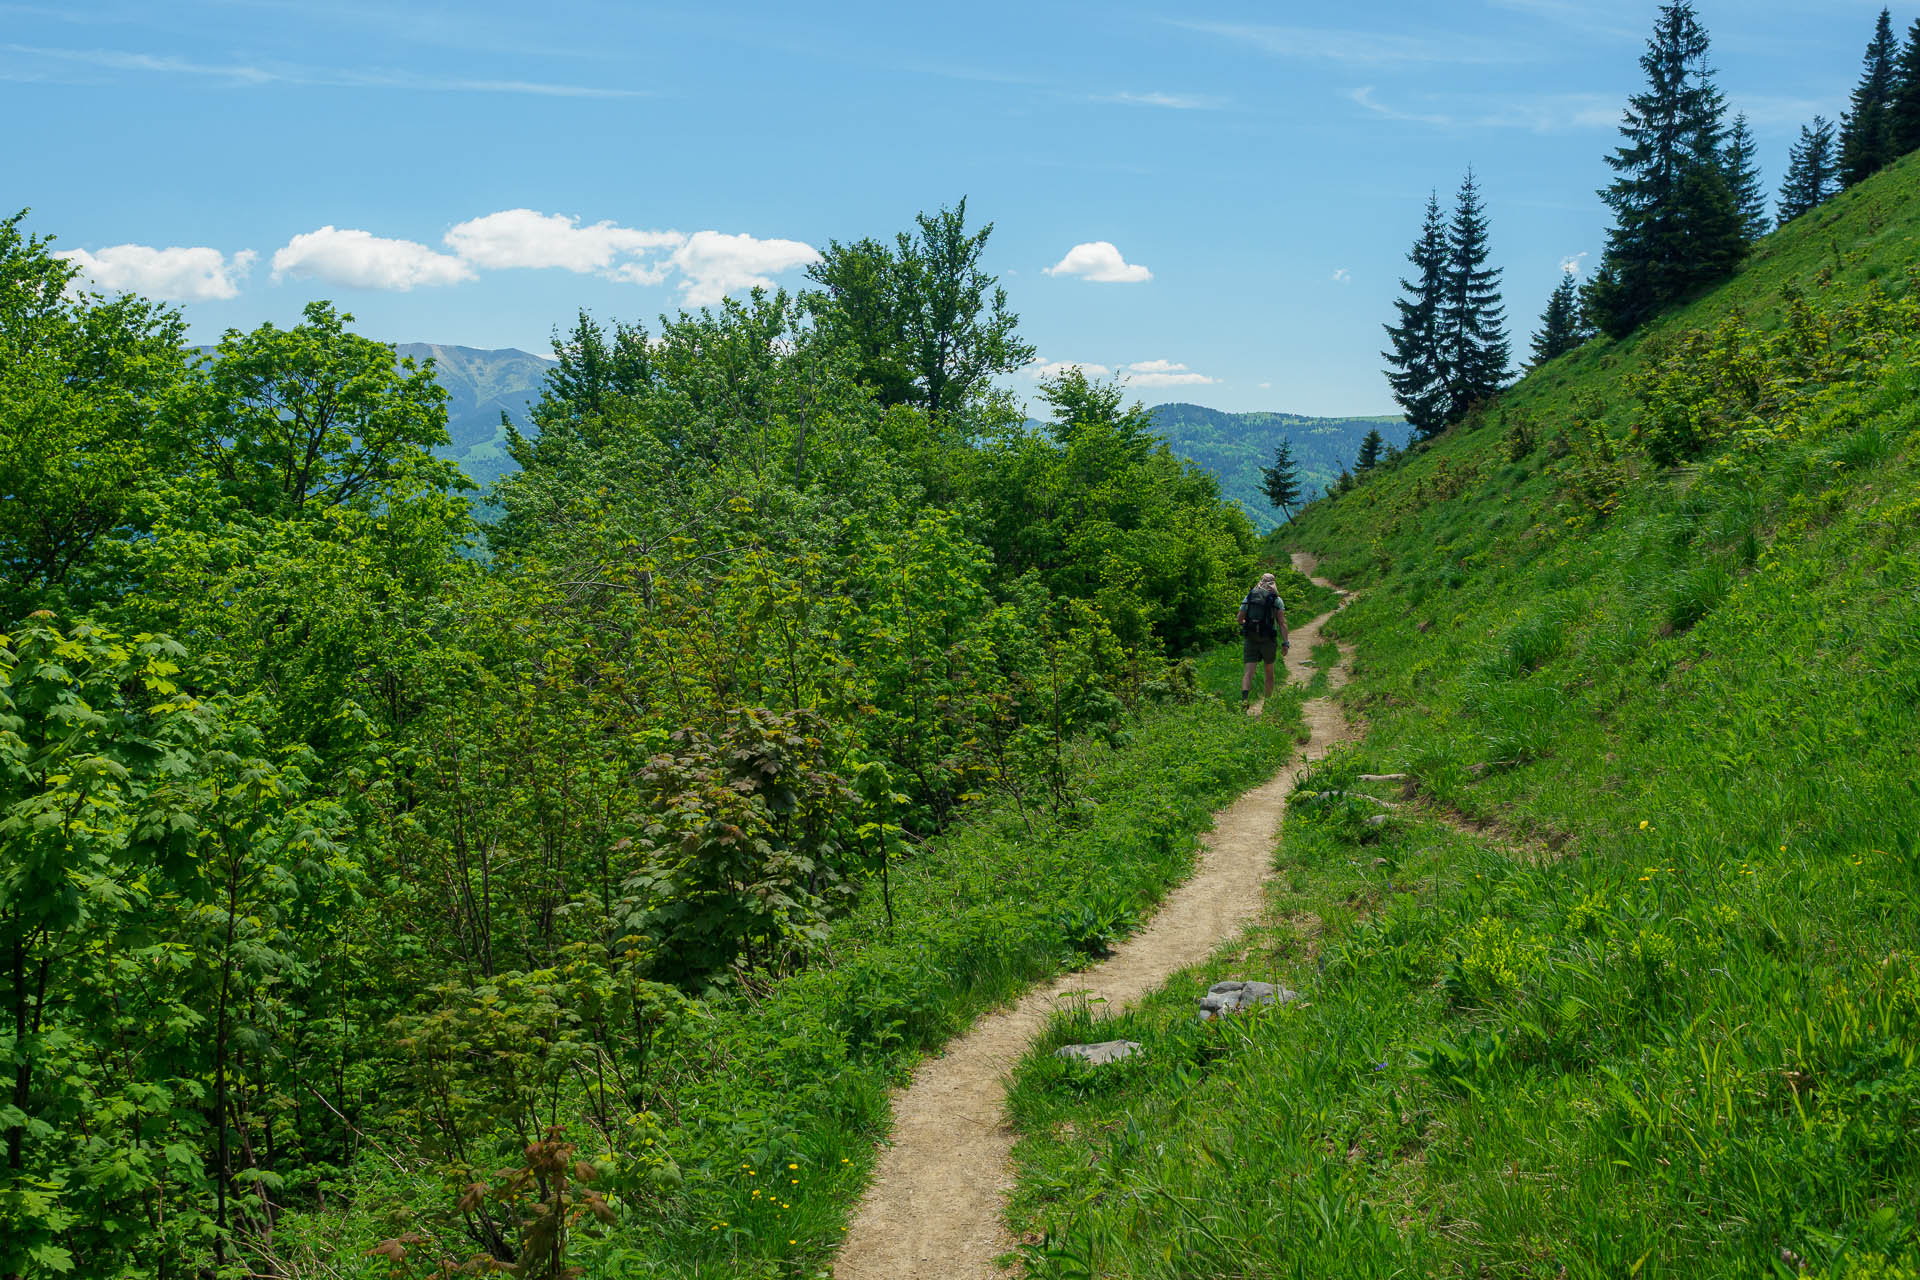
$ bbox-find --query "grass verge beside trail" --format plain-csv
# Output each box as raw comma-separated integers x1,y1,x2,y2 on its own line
281,571,1332,1278
1000,156,1920,1279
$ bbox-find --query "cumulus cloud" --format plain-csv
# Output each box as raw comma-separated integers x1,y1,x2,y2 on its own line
262,212,818,304
1332,267,1351,283
443,208,683,273
1025,357,1115,380
441,211,818,304
1124,358,1215,388
272,226,473,290
56,243,256,301
1044,241,1153,284
667,231,821,307
1560,251,1589,276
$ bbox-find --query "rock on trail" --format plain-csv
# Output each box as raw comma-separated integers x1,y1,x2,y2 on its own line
832,553,1355,1280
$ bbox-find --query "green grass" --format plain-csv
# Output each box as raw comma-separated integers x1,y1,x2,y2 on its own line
1002,155,1920,1277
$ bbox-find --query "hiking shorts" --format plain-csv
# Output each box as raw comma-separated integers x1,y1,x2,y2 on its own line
1242,633,1279,664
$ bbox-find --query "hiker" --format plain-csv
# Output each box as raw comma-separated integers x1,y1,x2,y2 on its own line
1238,571,1288,704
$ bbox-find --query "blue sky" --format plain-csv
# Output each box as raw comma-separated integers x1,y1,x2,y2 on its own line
2,1,1889,415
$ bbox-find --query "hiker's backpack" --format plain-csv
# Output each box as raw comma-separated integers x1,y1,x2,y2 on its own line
1242,589,1280,638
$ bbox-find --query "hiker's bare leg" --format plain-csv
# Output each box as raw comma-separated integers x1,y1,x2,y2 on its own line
1263,659,1276,697
1242,661,1258,697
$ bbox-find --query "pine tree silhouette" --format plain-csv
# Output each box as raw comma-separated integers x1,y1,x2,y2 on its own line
1723,113,1771,243
1383,192,1450,440
1441,170,1509,425
1778,117,1842,224
1586,2,1744,338
1530,270,1588,368
1259,438,1302,520
1840,9,1900,186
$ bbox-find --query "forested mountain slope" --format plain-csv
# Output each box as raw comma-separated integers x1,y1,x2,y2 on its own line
393,342,550,489
1147,403,1411,530
1002,147,1920,1277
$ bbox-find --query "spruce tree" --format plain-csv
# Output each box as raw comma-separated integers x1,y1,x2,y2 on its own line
1586,2,1743,339
1723,113,1770,243
1259,438,1302,519
1355,428,1385,471
1892,17,1920,157
1382,192,1450,440
1440,169,1509,423
1778,117,1841,224
1530,270,1586,367
1840,8,1900,186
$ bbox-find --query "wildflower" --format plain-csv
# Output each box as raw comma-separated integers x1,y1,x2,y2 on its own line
789,1163,798,1170
1639,820,1649,830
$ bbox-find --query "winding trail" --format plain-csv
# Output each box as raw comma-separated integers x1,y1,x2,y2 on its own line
833,554,1356,1279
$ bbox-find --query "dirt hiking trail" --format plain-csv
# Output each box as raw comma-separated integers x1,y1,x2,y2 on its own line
834,554,1355,1279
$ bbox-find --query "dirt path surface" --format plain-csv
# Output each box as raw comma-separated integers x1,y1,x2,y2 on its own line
833,554,1355,1280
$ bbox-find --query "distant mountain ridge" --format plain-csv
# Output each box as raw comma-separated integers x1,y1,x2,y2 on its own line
392,343,552,491
1145,404,1411,532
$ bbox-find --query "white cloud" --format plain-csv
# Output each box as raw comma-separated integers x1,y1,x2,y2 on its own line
1349,84,1617,133
1124,359,1215,388
1044,241,1152,284
1025,356,1215,387
56,243,256,301
4,42,647,97
667,230,821,307
1179,21,1523,66
268,211,818,305
1026,357,1115,380
1332,267,1351,283
272,226,473,290
1560,251,1589,276
1098,90,1225,110
444,208,684,273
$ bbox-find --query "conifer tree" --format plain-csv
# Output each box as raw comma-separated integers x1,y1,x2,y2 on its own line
1355,428,1385,471
1585,2,1744,339
1778,117,1842,224
1723,113,1770,243
1530,269,1587,367
1840,8,1900,186
1382,192,1450,440
1440,169,1509,423
1259,438,1302,519
1891,17,1920,156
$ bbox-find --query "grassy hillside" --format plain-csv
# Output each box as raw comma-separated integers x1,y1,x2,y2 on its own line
1004,152,1920,1276
1148,403,1411,533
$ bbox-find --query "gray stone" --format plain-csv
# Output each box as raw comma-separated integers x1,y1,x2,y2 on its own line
1197,980,1299,1021
1054,1039,1142,1065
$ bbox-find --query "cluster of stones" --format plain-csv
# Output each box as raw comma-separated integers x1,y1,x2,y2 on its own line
1053,980,1302,1064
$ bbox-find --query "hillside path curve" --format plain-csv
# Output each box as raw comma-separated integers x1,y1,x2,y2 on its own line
833,553,1355,1279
